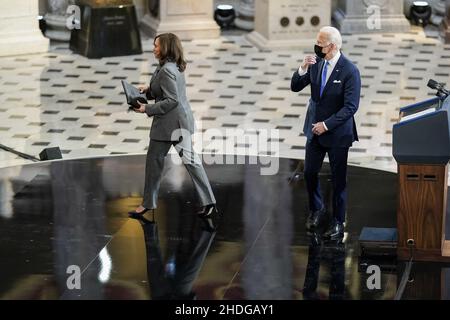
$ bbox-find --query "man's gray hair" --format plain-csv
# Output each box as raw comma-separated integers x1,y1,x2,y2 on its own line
320,26,342,50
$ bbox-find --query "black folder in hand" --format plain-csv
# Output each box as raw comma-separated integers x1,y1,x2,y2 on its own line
121,80,148,110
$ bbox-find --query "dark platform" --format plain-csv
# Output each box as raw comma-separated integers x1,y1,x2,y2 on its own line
0,155,449,300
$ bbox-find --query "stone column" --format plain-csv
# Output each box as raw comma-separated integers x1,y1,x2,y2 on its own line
246,0,331,50
44,0,76,42
334,0,410,34
141,0,220,40
0,0,49,56
441,0,450,43
234,0,255,31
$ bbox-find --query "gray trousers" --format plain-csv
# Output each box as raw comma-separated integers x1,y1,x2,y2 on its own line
142,135,216,209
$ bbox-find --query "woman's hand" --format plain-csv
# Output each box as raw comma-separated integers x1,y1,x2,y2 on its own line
138,85,149,94
135,101,146,113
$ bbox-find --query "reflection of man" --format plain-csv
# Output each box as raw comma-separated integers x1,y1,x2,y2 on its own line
303,232,345,300
135,216,215,300
291,26,361,240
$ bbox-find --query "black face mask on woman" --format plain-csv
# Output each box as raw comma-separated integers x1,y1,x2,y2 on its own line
314,44,328,59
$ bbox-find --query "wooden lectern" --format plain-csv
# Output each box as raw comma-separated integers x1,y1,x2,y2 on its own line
393,95,450,261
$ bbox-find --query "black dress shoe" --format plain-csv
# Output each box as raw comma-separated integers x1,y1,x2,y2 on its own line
306,207,326,230
323,222,344,240
197,204,218,218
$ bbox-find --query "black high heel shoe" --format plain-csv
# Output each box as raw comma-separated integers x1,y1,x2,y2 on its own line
128,207,151,216
199,216,217,232
197,204,218,218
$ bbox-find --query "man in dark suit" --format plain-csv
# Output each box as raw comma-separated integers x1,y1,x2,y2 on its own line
291,26,361,240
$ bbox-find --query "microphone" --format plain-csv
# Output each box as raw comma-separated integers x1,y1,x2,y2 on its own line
427,79,449,98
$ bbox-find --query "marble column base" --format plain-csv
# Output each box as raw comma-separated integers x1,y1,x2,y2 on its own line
0,37,49,57
431,15,444,26
44,13,71,42
234,15,254,30
246,31,313,50
234,4,254,30
334,9,411,34
141,16,220,40
0,29,49,57
0,0,49,57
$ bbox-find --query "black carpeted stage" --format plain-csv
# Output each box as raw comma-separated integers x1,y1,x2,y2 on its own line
0,154,449,300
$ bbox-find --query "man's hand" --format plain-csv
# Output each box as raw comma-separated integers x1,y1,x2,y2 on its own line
312,122,327,136
301,55,317,72
135,100,146,113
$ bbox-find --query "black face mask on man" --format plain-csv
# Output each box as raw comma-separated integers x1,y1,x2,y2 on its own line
314,44,328,59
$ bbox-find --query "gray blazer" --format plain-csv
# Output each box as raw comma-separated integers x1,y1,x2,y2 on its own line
145,62,195,141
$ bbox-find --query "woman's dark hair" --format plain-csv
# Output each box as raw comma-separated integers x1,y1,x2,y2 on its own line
154,33,187,72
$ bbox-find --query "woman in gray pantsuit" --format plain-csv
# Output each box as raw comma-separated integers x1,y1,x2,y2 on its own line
129,33,217,218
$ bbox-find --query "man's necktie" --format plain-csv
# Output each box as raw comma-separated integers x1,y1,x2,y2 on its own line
320,61,329,97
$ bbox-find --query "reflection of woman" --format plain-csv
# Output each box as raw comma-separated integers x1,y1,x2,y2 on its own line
135,215,216,300
129,33,217,217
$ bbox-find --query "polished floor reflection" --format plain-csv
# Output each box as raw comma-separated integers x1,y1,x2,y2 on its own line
0,155,449,300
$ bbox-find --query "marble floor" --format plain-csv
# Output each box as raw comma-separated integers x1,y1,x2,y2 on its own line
1,26,449,173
